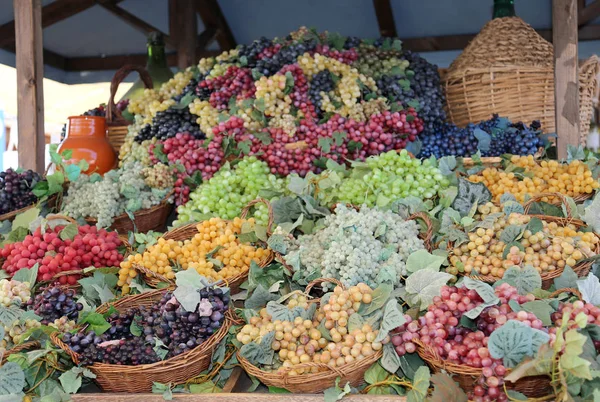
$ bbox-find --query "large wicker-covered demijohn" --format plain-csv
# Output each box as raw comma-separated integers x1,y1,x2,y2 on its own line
444,17,599,143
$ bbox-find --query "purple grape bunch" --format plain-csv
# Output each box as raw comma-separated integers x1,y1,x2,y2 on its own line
30,286,83,325
0,168,42,214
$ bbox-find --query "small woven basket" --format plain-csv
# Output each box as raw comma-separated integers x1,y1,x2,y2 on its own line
416,340,553,398
444,17,599,140
106,65,153,152
84,192,173,235
1,341,40,366
237,277,381,393
467,193,599,288
461,147,543,168
51,289,232,392
134,198,274,294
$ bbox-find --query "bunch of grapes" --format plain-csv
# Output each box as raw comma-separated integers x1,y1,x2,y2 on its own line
118,217,270,293
323,149,449,206
0,279,31,307
62,161,172,227
141,163,175,190
391,283,539,401
29,286,83,324
469,156,600,203
3,319,41,347
63,287,229,365
174,156,284,226
239,283,385,374
549,300,600,351
134,107,206,142
1,225,124,283
285,204,425,289
0,168,43,215
449,207,599,278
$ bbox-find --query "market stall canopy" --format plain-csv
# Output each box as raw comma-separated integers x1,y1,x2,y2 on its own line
2,0,600,84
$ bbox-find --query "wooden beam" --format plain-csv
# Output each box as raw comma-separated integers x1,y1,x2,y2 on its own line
195,0,236,50
579,0,600,25
14,0,45,173
72,394,406,402
97,1,176,49
65,50,221,71
197,26,218,50
553,0,580,158
171,0,198,69
373,0,397,37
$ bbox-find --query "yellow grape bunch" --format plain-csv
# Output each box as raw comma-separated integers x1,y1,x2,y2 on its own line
118,217,271,293
238,283,387,375
449,204,599,279
469,155,600,203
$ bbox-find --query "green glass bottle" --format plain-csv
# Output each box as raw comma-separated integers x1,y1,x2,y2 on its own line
493,0,516,18
120,32,174,102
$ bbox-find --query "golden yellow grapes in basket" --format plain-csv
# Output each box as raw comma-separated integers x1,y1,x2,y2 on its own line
448,203,599,278
118,217,270,293
468,155,599,203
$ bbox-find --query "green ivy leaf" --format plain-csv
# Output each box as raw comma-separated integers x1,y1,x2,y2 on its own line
405,271,453,310
318,137,333,154
429,372,468,402
78,311,110,335
452,178,492,216
381,343,402,374
59,224,78,241
502,265,542,295
376,299,406,342
555,265,578,290
578,275,600,305
520,300,554,326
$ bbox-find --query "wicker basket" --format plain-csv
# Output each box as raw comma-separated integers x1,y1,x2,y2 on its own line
1,341,40,366
237,277,381,393
134,198,274,294
51,289,232,392
106,65,153,153
85,193,173,235
466,193,599,288
444,17,599,141
416,340,553,398
461,148,544,168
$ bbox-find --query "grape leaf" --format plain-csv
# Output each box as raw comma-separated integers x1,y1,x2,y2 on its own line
500,193,517,204
11,264,38,288
78,311,110,335
364,362,388,384
348,313,365,333
406,366,430,402
381,343,402,374
567,144,586,162
452,178,492,216
376,299,406,342
266,301,302,322
502,265,542,295
406,249,445,273
405,270,453,310
525,217,543,235
499,225,523,244
438,156,457,176
0,306,24,326
59,367,85,394
318,137,333,154
0,362,25,395
173,285,200,312
463,277,498,303
582,195,600,234
488,320,550,368
503,201,525,215
59,224,78,241
267,234,287,254
318,319,332,341
429,372,468,402
520,301,554,326
362,283,393,315
189,381,222,394
577,275,600,306
12,207,40,231
239,343,267,366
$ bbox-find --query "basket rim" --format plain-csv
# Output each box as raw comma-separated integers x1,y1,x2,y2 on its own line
84,192,173,225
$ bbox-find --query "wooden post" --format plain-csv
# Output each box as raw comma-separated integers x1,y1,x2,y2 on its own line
170,0,197,70
553,0,580,159
14,0,45,173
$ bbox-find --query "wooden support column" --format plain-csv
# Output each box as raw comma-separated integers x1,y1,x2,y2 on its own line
14,0,45,173
170,0,198,70
553,0,580,159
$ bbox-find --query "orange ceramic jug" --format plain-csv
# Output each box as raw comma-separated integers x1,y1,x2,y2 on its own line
59,116,117,175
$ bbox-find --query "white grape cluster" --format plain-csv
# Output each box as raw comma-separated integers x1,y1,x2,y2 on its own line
285,205,424,289
4,319,41,345
0,279,31,307
62,161,171,228
49,316,77,332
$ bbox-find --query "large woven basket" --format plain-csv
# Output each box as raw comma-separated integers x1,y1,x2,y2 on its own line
106,65,153,152
134,198,274,294
416,340,553,398
466,193,599,289
1,341,40,366
84,193,173,235
237,278,381,393
51,289,232,392
444,17,599,141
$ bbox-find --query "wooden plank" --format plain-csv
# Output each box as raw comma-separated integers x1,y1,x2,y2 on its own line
195,0,236,50
72,394,406,402
579,0,600,25
553,0,580,158
14,0,45,173
221,367,244,393
97,2,176,49
197,26,218,51
373,0,397,38
172,0,198,69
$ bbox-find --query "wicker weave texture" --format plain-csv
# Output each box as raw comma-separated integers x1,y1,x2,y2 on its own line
444,17,599,138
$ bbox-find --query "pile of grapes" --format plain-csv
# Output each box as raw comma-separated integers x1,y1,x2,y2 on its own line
0,168,43,215
284,204,425,288
239,283,386,374
469,156,600,203
62,287,229,365
118,217,270,293
449,206,599,278
29,285,83,324
61,161,173,227
1,225,125,284
418,116,543,159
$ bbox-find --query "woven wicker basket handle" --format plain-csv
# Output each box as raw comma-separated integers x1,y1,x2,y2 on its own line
46,214,78,225
305,278,344,294
133,263,175,285
106,65,153,123
548,287,582,299
240,198,275,235
523,192,572,218
1,341,41,365
408,212,434,252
